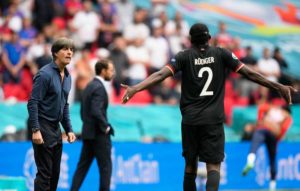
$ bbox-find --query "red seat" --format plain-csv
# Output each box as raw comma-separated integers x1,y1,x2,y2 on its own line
224,97,234,125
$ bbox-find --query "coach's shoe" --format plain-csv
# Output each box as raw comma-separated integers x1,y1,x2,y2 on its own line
242,163,254,176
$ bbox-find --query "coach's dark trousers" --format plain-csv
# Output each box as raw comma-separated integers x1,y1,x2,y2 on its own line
33,143,62,191
71,135,112,191
33,118,63,191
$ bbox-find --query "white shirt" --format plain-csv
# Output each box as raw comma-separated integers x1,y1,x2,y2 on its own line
145,36,169,69
126,45,149,80
72,11,100,43
124,23,150,41
95,76,112,97
257,58,280,82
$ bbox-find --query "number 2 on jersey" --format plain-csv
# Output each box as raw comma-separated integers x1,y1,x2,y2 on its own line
198,67,213,96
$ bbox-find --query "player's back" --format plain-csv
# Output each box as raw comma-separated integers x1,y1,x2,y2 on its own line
170,46,242,125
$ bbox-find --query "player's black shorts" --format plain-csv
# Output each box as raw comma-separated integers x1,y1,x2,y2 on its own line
181,122,225,163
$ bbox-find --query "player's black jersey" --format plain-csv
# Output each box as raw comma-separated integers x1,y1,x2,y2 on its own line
167,46,244,125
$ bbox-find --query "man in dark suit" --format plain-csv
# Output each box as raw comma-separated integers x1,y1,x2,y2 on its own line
71,59,115,191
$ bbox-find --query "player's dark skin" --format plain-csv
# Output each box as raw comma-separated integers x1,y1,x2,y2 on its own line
121,64,297,176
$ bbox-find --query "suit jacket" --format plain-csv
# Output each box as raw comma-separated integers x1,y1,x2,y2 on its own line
80,78,111,140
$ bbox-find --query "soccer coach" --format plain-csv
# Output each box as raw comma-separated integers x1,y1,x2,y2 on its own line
27,37,76,191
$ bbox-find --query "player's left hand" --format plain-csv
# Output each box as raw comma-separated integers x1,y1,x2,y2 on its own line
67,132,76,143
121,84,137,104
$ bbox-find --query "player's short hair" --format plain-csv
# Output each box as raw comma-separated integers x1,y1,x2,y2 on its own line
95,59,112,75
51,37,75,59
189,23,211,45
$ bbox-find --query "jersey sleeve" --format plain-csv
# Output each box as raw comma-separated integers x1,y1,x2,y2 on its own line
221,48,244,72
166,51,185,75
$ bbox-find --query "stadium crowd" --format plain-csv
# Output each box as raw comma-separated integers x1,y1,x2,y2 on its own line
0,0,299,122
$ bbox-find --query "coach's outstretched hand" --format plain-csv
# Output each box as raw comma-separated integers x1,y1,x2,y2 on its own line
278,85,298,105
121,84,137,104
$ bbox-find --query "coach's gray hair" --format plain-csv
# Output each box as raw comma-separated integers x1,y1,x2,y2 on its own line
51,37,75,60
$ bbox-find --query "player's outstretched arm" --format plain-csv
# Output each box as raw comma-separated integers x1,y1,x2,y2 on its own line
121,67,173,104
238,65,297,105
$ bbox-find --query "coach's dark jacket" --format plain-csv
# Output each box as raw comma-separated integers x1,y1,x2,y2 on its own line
80,77,113,140
71,77,113,191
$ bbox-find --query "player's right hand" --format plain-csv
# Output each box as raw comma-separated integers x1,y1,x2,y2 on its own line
121,84,137,104
32,131,44,144
278,85,298,105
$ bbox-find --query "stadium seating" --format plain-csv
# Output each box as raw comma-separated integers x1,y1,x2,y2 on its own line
1,103,299,142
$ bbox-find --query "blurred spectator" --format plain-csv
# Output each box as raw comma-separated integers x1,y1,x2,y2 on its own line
74,48,93,101
229,37,245,59
240,46,257,68
109,35,129,96
257,47,281,82
0,9,4,29
165,11,189,56
157,10,169,30
0,0,11,12
64,0,82,21
26,33,52,75
242,103,292,191
152,77,180,105
52,17,68,38
215,21,233,48
19,17,37,48
167,23,185,57
17,0,33,19
97,0,117,14
32,0,55,31
238,46,258,96
257,47,281,98
1,31,26,84
273,47,288,70
97,1,118,48
145,18,169,73
249,86,271,105
0,73,3,101
115,0,135,31
71,0,100,49
124,8,150,44
140,6,152,29
41,24,55,43
126,36,150,85
150,0,169,19
4,2,23,33
273,47,292,85
165,11,189,37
